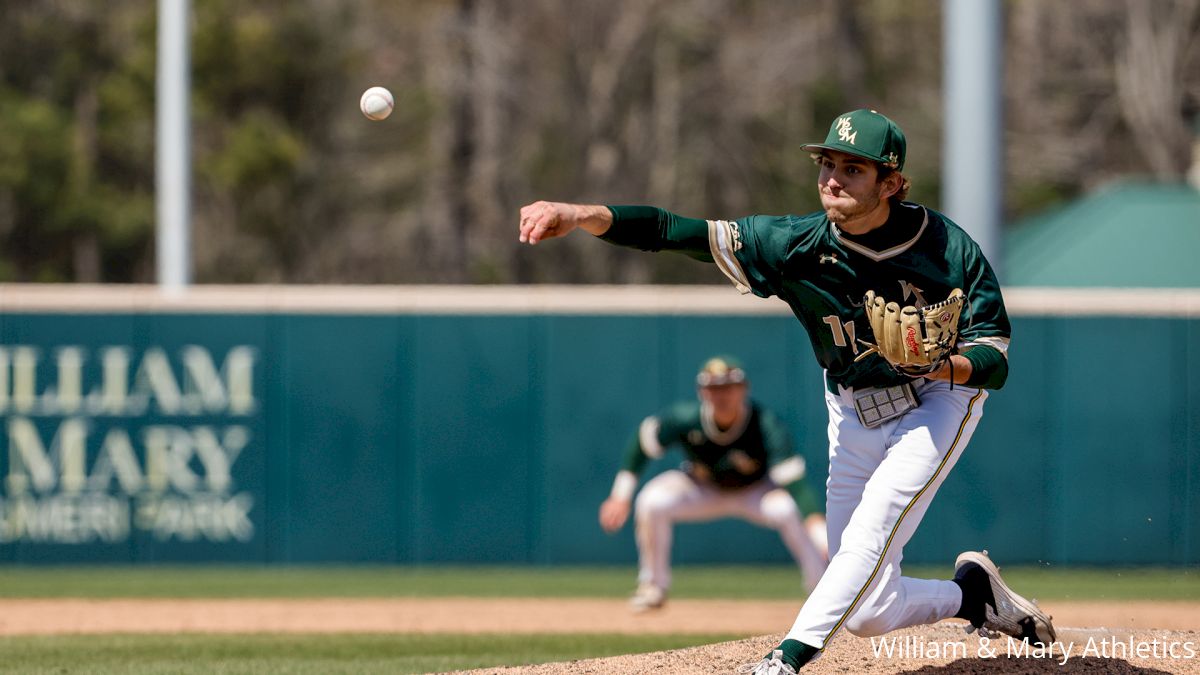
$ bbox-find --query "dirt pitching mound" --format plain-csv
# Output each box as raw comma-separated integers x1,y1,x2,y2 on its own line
461,624,1200,674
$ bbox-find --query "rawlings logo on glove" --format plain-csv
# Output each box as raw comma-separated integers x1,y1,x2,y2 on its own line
854,288,965,376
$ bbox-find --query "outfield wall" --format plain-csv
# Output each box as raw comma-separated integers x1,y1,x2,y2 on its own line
0,285,1197,566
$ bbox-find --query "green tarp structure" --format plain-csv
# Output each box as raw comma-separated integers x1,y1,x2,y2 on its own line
1003,181,1200,287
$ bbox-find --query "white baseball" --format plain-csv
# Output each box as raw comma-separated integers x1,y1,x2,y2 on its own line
359,86,394,121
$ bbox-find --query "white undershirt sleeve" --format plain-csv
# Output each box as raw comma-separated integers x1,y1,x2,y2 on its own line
769,456,807,486
610,470,638,501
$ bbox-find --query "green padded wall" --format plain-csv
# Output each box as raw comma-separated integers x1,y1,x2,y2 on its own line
1,304,1196,565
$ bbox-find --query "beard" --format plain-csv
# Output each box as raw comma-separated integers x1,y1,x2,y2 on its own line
823,188,882,225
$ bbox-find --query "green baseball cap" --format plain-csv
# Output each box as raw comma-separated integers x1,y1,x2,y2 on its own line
801,109,906,171
696,355,747,387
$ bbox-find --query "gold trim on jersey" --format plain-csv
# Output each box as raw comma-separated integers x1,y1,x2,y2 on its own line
638,416,665,458
707,219,752,294
963,336,1010,359
818,387,985,651
700,401,751,445
830,205,928,262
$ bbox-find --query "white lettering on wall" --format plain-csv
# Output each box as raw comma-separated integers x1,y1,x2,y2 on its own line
0,343,260,545
0,345,257,417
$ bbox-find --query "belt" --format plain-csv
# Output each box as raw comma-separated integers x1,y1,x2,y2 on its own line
850,381,920,428
824,372,913,396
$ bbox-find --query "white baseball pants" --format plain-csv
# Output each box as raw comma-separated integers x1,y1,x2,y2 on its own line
783,378,987,648
634,470,827,593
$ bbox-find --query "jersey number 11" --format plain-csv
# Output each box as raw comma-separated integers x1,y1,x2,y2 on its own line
822,315,860,355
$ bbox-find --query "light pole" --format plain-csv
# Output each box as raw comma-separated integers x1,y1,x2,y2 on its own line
943,0,1003,274
155,0,192,291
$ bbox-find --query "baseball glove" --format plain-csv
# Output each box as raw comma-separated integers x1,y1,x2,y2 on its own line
854,288,965,376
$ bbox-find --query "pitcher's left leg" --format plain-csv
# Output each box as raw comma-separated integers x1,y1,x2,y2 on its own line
784,384,987,648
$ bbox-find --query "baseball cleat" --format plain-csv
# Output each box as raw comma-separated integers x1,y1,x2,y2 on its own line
737,650,798,675
629,583,666,612
955,550,1056,646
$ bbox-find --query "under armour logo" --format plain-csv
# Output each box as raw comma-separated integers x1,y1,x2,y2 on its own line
819,254,838,264
836,117,857,145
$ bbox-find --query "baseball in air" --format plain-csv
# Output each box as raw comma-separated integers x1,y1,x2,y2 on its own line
359,86,394,121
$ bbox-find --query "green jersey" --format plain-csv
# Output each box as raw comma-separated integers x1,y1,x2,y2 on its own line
603,203,1011,391
622,399,819,515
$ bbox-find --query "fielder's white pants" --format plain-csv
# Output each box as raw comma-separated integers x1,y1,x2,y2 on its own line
784,378,987,648
634,471,827,594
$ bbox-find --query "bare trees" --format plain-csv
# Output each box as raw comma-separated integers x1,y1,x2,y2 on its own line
1114,0,1199,180
1007,0,1200,208
0,0,1196,284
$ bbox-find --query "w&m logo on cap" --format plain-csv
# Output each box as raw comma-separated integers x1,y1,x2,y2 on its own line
803,109,907,171
836,116,857,145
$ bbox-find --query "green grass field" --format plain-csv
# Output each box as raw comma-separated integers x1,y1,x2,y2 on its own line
0,633,742,675
1,565,1197,674
1,564,1197,600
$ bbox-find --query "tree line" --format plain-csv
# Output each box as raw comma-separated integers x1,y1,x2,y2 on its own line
0,0,1196,284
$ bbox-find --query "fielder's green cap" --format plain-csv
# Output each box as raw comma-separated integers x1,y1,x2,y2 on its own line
696,355,747,387
801,109,906,171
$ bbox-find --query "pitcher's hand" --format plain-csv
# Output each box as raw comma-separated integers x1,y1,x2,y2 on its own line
519,201,611,244
598,496,631,533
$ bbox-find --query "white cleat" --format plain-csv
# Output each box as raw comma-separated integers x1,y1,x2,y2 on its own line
737,650,798,675
955,550,1057,646
629,583,666,612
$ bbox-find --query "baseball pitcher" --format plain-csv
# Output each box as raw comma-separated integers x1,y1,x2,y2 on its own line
599,356,828,611
519,109,1055,673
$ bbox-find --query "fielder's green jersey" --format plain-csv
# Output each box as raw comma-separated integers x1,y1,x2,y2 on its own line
603,203,1011,391
622,399,820,515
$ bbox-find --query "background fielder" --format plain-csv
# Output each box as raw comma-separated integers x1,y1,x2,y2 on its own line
599,356,828,611
519,109,1055,673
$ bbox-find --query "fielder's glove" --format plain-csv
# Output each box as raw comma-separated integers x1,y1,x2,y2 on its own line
854,288,965,376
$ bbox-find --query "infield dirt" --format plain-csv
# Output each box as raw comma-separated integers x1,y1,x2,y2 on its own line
1,598,1196,673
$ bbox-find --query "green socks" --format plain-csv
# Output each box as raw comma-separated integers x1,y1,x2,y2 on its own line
776,639,820,670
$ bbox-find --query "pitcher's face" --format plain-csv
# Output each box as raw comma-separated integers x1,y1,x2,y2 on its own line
816,150,889,225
